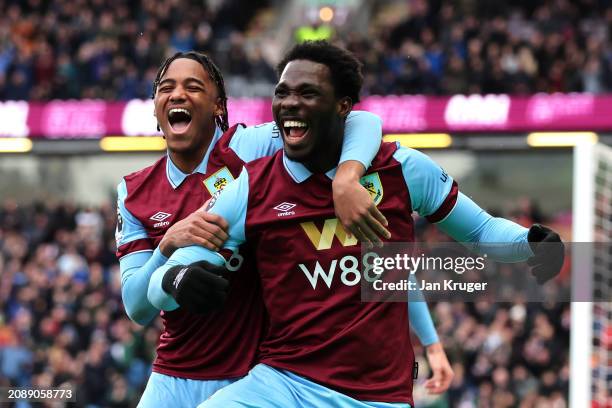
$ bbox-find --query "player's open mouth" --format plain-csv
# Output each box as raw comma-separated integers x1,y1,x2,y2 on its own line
168,108,192,133
283,120,309,142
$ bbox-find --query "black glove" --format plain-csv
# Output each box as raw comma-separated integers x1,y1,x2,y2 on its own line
162,261,229,313
527,224,565,284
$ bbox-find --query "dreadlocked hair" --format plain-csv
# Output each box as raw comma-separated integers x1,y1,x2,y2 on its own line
152,51,229,132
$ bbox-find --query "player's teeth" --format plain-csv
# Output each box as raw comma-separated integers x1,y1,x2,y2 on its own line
169,108,191,117
284,120,306,128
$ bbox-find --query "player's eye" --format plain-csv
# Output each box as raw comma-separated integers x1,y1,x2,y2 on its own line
158,86,173,93
274,88,288,97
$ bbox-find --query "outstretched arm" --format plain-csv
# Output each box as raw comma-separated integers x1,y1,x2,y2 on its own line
436,195,564,282
436,193,532,262
393,145,563,282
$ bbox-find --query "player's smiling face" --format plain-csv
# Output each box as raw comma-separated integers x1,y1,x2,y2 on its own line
154,58,223,154
273,60,349,162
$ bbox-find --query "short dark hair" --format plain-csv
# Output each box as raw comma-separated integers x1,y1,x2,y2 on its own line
276,40,363,104
152,51,229,132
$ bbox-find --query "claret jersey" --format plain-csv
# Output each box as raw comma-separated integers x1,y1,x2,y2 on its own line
116,112,384,380
161,141,457,403
117,125,265,379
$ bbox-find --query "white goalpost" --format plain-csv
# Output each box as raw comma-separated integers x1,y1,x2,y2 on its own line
571,142,612,406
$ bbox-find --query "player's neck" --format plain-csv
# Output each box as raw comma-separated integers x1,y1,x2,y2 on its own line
302,134,343,174
168,142,210,174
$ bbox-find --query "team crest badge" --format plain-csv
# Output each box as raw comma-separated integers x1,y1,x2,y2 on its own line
203,167,235,195
360,173,383,206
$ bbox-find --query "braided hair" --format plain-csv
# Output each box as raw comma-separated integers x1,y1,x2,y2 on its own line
152,51,229,132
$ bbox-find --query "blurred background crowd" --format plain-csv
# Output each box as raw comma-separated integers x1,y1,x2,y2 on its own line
0,0,612,100
0,199,571,407
0,0,600,406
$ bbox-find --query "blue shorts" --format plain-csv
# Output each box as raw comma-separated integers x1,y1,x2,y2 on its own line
197,364,411,408
138,372,238,408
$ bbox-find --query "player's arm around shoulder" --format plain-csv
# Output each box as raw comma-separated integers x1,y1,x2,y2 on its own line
333,111,392,245
228,122,282,163
228,110,382,163
147,169,250,313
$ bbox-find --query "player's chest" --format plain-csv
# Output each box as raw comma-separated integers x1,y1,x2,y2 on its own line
143,166,241,235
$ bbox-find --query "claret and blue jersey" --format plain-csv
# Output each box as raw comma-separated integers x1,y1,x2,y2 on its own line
152,139,534,406
116,124,266,381
116,112,421,388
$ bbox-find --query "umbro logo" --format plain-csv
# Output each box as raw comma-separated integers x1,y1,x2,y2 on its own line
150,211,171,221
273,202,296,217
150,211,171,228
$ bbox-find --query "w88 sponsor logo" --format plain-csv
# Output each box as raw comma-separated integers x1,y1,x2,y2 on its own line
298,252,381,289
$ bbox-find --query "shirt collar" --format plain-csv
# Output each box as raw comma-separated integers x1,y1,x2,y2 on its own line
282,151,337,184
166,126,224,189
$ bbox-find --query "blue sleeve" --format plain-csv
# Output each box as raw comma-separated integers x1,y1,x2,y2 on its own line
409,301,439,346
147,170,249,311
228,111,382,168
116,180,149,248
407,274,439,346
393,148,532,261
436,193,533,262
116,181,168,325
393,146,454,217
228,122,283,163
120,249,168,325
338,111,382,169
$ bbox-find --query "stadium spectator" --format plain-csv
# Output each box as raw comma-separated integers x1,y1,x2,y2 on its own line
1,0,612,99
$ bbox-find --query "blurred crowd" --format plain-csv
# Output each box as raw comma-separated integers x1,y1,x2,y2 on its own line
1,0,612,101
0,199,571,407
0,0,275,101
411,209,571,407
0,200,155,406
417,301,570,408
345,0,612,96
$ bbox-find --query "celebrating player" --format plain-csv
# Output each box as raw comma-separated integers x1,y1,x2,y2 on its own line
116,51,451,407
149,41,563,407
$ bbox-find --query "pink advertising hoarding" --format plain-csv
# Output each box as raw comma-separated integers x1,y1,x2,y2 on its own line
0,93,610,138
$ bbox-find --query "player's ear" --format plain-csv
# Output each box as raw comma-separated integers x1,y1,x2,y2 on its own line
214,97,225,117
153,106,162,134
336,97,352,119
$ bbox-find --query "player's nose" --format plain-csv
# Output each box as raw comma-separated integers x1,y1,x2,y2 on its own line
169,85,187,103
280,92,300,110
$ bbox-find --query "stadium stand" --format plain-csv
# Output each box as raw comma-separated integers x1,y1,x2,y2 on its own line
0,0,611,99
0,0,276,100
